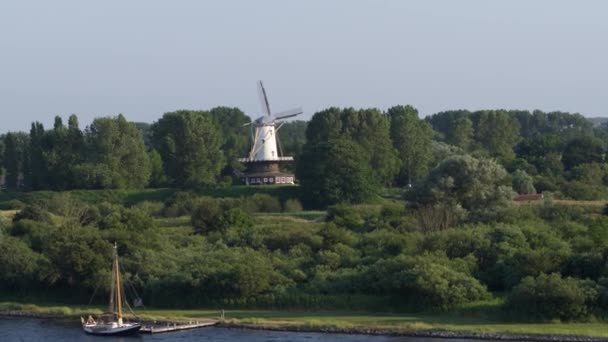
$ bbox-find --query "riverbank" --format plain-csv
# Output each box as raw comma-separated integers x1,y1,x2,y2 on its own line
2,302,608,341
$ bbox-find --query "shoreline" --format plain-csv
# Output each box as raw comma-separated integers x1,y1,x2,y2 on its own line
3,310,608,342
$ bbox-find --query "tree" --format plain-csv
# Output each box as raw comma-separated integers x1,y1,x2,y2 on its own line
191,199,253,234
76,115,150,189
411,154,514,223
208,107,250,175
51,114,85,189
3,132,29,190
512,169,536,194
297,138,376,208
151,111,224,188
277,120,308,158
507,273,597,320
388,105,433,185
0,138,4,177
305,107,399,186
147,149,167,187
562,136,605,171
0,236,44,288
26,121,48,189
473,110,521,160
448,116,474,150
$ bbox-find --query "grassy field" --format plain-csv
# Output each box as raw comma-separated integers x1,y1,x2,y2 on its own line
0,185,301,209
3,301,608,337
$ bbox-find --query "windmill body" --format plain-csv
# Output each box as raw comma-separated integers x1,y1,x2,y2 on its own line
238,81,302,185
250,124,279,161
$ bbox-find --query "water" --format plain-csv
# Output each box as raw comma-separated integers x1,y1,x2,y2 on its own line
0,318,487,342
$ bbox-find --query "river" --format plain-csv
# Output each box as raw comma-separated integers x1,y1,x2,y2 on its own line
0,318,490,342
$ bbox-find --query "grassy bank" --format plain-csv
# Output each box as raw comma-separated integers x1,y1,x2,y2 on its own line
3,301,608,338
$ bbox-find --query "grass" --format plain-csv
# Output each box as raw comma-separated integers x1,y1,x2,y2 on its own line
0,185,300,209
3,301,608,337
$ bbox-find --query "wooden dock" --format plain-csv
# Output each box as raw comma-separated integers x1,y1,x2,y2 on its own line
140,320,218,334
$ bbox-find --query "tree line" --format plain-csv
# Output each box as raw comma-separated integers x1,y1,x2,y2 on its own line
2,106,608,208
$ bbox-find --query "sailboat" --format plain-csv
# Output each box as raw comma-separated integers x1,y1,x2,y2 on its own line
81,243,142,336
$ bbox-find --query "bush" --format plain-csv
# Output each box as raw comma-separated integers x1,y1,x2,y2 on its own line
250,194,282,213
2,199,26,210
191,198,253,235
512,170,536,194
563,181,605,200
12,205,51,223
370,255,490,311
191,198,223,234
506,273,598,320
283,198,303,212
162,191,200,217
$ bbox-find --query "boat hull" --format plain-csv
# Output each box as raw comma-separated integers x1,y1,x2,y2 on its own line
83,323,142,336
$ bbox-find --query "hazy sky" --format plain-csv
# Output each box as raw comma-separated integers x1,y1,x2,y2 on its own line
1,1,607,132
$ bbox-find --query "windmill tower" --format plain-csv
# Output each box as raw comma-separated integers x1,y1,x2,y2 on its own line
238,81,303,185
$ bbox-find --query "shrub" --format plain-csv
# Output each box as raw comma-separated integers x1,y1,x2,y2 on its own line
370,255,490,311
162,191,200,217
283,198,303,212
12,205,51,223
250,194,282,213
512,169,536,194
2,199,26,210
191,198,222,234
506,273,598,320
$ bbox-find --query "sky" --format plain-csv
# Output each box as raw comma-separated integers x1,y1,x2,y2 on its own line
1,0,607,132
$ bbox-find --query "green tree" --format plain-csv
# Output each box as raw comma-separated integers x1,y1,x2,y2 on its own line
152,111,224,188
209,107,250,175
147,149,167,187
388,105,433,185
411,154,514,223
512,169,536,194
76,115,150,189
26,122,48,190
48,114,85,190
0,236,45,288
3,132,29,190
297,138,376,208
473,110,521,160
0,138,4,177
507,273,598,320
305,107,399,185
277,120,308,158
562,136,605,171
447,116,474,150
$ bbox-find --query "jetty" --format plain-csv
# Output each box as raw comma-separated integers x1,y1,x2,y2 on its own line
140,320,218,334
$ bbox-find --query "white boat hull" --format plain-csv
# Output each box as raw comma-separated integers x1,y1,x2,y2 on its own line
83,322,141,336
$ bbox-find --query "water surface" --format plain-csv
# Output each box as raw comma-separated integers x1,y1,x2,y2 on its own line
0,318,490,342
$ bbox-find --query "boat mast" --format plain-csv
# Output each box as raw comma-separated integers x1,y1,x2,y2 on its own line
113,242,123,325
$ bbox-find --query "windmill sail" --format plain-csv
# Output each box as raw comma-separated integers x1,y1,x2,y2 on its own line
257,81,272,117
274,107,303,120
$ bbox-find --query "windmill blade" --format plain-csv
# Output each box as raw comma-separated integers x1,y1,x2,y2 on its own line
274,107,304,120
257,81,272,117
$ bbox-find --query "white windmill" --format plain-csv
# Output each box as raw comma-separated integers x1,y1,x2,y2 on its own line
238,81,303,185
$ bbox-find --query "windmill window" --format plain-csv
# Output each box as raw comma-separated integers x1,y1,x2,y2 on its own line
271,151,275,157
264,178,268,183
269,178,274,183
